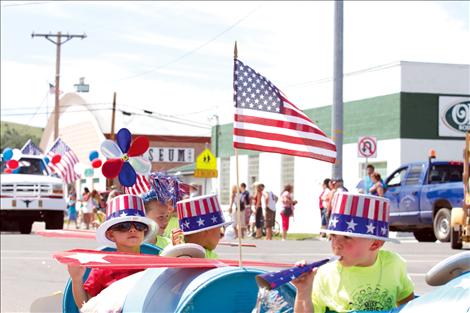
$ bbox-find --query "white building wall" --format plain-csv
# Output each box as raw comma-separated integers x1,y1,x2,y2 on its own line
400,139,465,164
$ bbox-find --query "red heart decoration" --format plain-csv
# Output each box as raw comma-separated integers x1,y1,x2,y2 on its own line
52,154,62,164
7,159,19,169
101,158,124,178
127,136,149,157
91,158,103,169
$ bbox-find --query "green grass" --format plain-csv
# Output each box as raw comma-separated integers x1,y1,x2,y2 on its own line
272,233,319,240
0,121,43,150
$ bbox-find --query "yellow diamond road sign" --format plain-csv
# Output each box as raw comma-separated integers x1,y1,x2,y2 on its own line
194,148,218,178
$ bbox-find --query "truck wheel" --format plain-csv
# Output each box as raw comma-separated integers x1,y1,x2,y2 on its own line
413,229,436,242
46,211,64,230
450,225,463,250
19,220,33,234
433,208,451,242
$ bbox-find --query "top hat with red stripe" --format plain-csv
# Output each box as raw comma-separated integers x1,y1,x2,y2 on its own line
321,192,398,243
176,194,231,235
96,194,157,246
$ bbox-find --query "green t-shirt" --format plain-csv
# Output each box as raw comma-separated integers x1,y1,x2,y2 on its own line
312,250,414,313
204,248,218,259
163,215,180,238
155,235,171,249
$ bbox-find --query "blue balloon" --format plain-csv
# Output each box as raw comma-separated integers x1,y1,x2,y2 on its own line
44,156,50,165
119,162,137,187
89,150,99,162
2,148,13,161
116,128,131,154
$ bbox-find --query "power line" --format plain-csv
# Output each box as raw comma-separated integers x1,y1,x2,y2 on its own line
1,1,53,8
114,3,263,82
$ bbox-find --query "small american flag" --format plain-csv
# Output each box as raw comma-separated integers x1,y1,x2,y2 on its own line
124,174,150,195
233,59,336,163
49,83,63,95
21,139,43,156
46,138,80,184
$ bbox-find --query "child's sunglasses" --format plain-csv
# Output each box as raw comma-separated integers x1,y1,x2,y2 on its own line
109,221,148,232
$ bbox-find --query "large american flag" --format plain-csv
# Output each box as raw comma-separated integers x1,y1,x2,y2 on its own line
21,139,43,156
45,138,80,184
124,174,150,195
233,59,336,163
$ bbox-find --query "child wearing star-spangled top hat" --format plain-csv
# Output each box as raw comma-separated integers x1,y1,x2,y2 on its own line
292,192,415,313
171,194,231,259
67,194,157,309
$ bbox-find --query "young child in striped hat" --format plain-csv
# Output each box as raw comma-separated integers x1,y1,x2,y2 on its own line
174,194,231,259
142,172,186,249
293,192,415,313
67,194,157,310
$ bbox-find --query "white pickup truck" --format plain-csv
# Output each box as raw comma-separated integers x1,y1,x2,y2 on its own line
0,155,66,234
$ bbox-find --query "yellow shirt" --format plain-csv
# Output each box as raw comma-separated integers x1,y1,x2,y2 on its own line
163,215,179,238
312,250,414,312
204,249,218,259
155,235,171,249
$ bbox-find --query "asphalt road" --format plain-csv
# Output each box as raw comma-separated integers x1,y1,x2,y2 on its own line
0,223,466,312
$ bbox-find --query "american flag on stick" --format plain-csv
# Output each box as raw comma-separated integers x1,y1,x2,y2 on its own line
123,174,150,195
233,59,336,163
46,138,80,184
21,139,43,156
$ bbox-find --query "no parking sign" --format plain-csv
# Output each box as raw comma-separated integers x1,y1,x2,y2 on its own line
358,136,377,158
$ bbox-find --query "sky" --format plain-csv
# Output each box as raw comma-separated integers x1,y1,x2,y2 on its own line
1,1,469,136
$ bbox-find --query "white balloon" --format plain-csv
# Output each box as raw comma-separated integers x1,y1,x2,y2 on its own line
129,156,151,175
11,148,22,161
100,140,122,158
74,162,85,175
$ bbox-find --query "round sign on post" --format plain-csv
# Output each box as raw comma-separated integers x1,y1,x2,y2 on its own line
358,136,377,158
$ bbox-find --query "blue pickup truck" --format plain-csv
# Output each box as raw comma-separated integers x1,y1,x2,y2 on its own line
384,160,464,242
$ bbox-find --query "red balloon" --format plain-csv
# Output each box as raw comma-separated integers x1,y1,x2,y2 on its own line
4,168,12,174
91,158,102,169
7,159,19,169
127,136,149,157
52,154,61,164
101,158,124,178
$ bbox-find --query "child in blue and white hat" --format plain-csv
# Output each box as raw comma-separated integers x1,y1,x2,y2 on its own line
175,194,232,259
67,194,157,310
292,192,415,313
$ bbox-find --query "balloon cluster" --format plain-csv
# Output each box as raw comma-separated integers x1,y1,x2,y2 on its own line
2,147,22,173
2,147,62,174
100,128,151,187
88,150,102,169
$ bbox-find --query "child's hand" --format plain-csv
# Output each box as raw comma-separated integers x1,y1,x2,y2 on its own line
171,229,184,245
67,265,86,281
291,260,317,295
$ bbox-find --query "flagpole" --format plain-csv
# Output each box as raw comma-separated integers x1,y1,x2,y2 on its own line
234,41,243,268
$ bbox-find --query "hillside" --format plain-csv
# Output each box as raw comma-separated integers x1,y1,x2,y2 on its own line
0,121,43,151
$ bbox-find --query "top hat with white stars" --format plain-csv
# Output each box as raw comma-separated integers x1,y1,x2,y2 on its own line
176,194,232,235
96,194,157,246
321,192,398,243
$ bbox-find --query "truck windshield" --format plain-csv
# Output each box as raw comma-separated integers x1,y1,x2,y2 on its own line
427,164,463,184
0,157,49,176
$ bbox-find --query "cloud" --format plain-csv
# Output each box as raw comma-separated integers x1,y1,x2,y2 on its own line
1,1,469,130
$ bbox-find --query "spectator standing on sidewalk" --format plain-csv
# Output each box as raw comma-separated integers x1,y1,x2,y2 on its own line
280,184,297,241
318,178,330,236
252,182,267,239
265,189,278,240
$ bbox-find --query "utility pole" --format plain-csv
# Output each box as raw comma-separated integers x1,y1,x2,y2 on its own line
111,92,117,140
331,1,344,180
31,32,87,140
108,92,117,189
